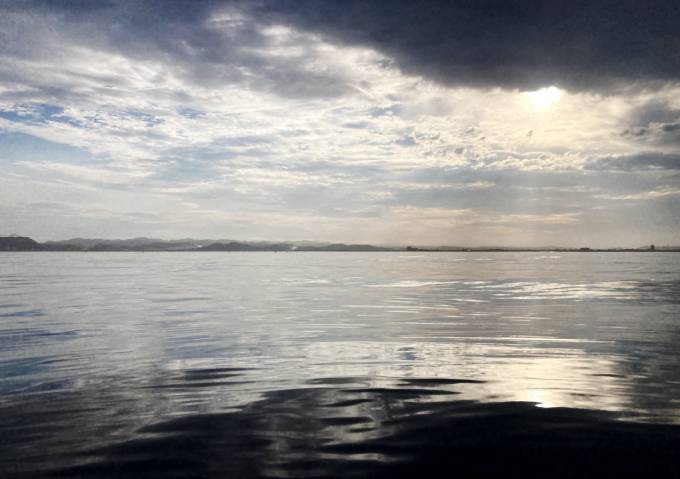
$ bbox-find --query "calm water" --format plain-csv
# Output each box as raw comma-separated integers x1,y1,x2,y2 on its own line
2,252,680,477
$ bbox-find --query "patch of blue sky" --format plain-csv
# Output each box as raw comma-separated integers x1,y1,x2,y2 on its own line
0,131,94,164
177,107,205,119
368,104,402,117
0,103,82,127
395,135,417,147
121,110,163,126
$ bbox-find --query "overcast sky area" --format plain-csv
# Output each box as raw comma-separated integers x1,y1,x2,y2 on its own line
1,0,679,246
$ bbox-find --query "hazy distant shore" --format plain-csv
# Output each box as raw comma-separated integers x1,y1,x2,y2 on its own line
1,236,679,253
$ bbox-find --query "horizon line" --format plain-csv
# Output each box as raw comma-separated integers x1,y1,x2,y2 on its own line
1,235,676,251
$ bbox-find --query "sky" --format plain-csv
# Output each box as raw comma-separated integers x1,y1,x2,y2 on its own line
0,0,679,247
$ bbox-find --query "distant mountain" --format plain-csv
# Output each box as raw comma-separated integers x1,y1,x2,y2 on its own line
43,237,207,251
0,236,44,251
44,238,217,251
138,241,201,251
35,238,390,252
298,243,391,252
200,242,292,252
3,236,680,253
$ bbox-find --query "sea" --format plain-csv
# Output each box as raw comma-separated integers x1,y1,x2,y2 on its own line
1,252,680,477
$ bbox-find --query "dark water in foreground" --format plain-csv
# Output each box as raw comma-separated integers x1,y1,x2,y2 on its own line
1,252,680,477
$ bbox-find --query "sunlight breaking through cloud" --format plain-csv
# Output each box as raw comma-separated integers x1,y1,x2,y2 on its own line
0,1,678,246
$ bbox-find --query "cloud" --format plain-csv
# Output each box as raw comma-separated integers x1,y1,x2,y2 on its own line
10,1,680,95
621,100,680,146
586,153,680,171
0,1,678,246
596,187,680,201
255,0,680,92
0,1,359,104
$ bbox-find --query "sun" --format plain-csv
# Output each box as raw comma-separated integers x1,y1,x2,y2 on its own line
525,86,562,109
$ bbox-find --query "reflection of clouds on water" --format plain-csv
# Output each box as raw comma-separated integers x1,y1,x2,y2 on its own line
2,251,680,475
484,280,642,300
368,280,462,287
367,278,678,302
295,340,630,413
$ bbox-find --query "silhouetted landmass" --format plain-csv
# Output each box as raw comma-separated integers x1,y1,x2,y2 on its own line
43,243,83,251
0,236,44,251
2,236,680,252
201,242,291,252
137,241,200,251
42,237,212,251
298,243,390,252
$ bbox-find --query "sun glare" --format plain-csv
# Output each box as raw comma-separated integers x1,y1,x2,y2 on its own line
525,86,562,109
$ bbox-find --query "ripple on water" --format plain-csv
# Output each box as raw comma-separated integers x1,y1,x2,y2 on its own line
1,252,680,476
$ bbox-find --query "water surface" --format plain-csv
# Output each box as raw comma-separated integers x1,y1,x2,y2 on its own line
2,252,680,477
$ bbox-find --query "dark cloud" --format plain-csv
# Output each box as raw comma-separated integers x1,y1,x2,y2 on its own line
586,152,680,171
662,123,680,133
630,101,680,127
0,0,352,100
622,101,680,146
5,1,679,95
253,0,680,92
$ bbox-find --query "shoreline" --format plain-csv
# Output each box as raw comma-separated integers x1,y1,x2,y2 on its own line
3,249,680,253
